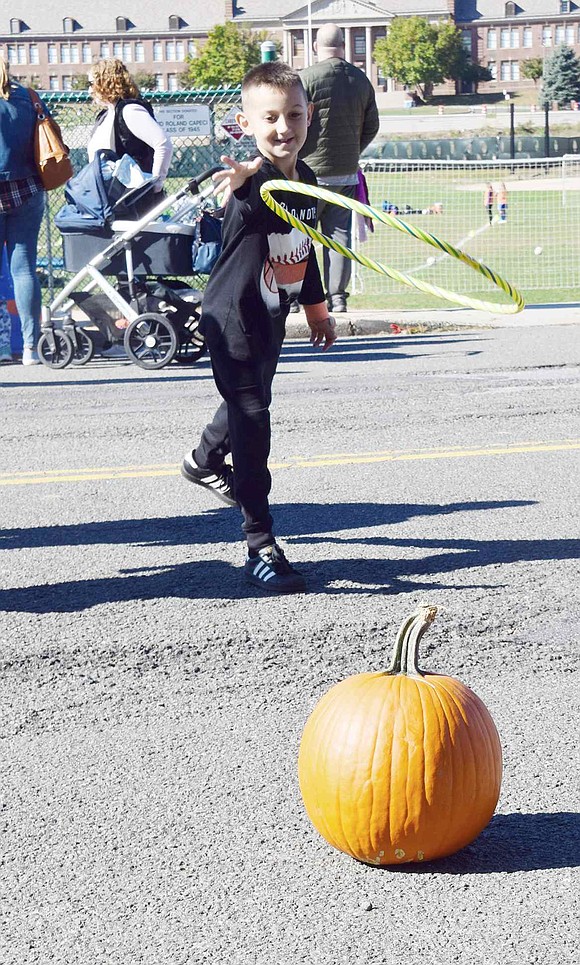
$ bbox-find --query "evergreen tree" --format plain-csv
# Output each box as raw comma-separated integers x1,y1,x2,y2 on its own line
540,45,580,107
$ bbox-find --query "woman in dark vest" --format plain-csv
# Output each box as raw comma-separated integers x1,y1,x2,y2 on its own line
87,59,172,202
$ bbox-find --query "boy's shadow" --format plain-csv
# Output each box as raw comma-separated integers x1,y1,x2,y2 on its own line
2,497,575,613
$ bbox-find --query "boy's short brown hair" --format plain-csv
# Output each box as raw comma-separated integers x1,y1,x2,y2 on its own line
241,61,307,106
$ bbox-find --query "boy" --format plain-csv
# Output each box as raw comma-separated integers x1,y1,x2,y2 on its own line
181,62,337,594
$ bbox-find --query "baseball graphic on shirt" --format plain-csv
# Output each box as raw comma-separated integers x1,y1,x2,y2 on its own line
260,228,311,310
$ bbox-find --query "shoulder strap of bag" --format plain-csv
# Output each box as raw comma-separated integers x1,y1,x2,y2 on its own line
28,87,46,119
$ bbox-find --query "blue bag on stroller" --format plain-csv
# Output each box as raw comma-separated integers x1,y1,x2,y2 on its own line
192,211,222,275
54,149,155,234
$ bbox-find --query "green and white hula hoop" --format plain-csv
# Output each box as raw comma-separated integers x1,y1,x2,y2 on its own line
260,180,525,314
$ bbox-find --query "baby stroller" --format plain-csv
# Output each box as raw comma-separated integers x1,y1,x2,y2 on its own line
39,150,222,370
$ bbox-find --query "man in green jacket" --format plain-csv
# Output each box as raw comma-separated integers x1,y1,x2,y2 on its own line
300,23,379,313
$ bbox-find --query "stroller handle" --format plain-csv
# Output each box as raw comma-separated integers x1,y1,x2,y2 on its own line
188,167,224,195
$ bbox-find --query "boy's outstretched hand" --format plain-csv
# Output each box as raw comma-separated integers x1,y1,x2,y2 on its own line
212,155,263,204
308,315,337,352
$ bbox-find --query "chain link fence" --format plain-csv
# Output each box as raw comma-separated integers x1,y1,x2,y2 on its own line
40,88,246,297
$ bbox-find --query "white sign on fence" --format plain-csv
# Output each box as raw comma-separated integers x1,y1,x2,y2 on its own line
156,105,211,138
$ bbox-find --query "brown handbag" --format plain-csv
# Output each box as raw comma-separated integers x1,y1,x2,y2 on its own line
28,88,73,190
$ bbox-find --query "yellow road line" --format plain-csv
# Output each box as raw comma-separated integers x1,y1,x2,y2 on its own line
1,440,579,487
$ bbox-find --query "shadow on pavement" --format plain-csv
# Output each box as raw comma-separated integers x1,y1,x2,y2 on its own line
5,498,578,613
0,499,533,551
383,812,580,874
280,333,485,364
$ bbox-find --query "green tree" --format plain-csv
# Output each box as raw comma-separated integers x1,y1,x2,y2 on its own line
133,72,157,93
457,58,493,93
521,57,544,86
181,22,265,89
71,73,90,91
540,45,580,107
373,17,466,99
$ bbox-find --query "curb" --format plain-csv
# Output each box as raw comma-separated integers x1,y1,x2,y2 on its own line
285,305,580,339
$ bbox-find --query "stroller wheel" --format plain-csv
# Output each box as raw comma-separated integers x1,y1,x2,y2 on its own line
175,321,206,366
124,313,178,370
69,329,95,366
38,329,74,369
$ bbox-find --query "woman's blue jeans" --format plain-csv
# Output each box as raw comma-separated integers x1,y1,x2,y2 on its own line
0,191,45,348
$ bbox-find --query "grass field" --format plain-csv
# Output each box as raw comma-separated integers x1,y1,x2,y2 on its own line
348,165,580,311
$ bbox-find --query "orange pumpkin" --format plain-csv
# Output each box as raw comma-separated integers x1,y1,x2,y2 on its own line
298,606,502,864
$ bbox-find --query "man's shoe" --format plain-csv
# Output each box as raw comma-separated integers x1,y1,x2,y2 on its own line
22,347,40,366
181,450,236,506
288,300,301,313
244,543,306,594
329,297,347,313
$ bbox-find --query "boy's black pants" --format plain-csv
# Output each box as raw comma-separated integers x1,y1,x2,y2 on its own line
194,320,285,553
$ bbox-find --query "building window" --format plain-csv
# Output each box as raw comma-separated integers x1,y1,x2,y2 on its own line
10,18,23,34
154,73,165,90
505,1,516,14
29,44,39,65
510,28,518,48
48,43,57,64
501,60,520,81
542,26,553,47
487,29,497,50
153,42,163,62
353,33,366,57
292,34,304,56
100,42,110,58
166,41,176,61
60,43,79,64
523,27,532,48
135,42,145,63
49,75,59,91
123,43,132,61
82,42,92,63
176,40,185,61
113,42,122,58
461,29,472,52
62,75,73,91
500,28,510,48
487,60,497,79
566,25,575,45
116,16,129,31
63,18,75,33
169,15,181,31
6,45,26,65
167,73,179,91
560,0,570,12
555,25,565,45
187,40,196,57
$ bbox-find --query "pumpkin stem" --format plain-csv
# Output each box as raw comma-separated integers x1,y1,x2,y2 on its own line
386,605,438,677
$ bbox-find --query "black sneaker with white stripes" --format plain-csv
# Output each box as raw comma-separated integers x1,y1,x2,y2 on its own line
244,543,306,594
181,451,236,506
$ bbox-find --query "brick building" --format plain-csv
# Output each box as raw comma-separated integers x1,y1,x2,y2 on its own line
455,1,580,92
0,1,226,91
2,1,580,93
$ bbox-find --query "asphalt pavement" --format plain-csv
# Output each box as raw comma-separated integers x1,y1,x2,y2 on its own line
2,318,579,965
